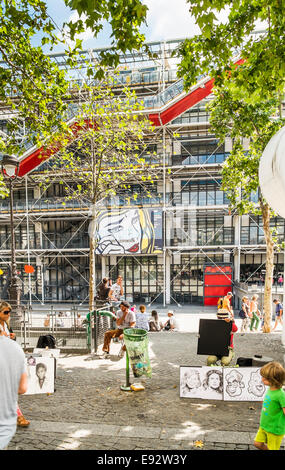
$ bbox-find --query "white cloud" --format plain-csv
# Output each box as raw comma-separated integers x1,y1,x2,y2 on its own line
143,0,200,41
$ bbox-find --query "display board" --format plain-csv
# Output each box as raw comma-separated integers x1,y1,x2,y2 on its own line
197,319,232,356
180,366,223,400
25,356,54,395
180,366,266,401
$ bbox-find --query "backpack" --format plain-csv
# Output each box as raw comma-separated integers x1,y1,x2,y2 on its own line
217,297,224,310
236,357,253,367
36,334,56,349
239,309,246,319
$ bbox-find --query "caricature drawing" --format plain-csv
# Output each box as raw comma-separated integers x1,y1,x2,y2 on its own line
248,369,266,397
225,369,245,397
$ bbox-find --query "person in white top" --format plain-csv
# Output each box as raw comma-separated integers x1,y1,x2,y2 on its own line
0,335,27,449
163,311,180,331
110,275,124,301
0,302,30,428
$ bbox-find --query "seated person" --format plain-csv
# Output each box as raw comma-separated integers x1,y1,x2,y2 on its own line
109,276,124,302
163,311,180,331
102,301,135,358
135,305,149,331
148,310,163,331
95,278,112,306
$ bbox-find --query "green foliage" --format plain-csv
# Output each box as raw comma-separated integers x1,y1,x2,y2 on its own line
178,0,285,102
64,0,150,75
0,0,149,197
39,74,158,207
0,0,74,154
176,0,285,215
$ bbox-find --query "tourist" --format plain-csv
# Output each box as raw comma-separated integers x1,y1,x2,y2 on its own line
110,275,124,302
163,310,180,331
272,299,283,332
0,332,28,449
217,292,234,319
239,296,250,334
135,305,149,331
96,278,112,306
249,294,261,332
102,301,135,358
148,310,163,331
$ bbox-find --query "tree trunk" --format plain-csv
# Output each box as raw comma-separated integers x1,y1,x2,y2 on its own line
89,234,96,312
260,200,274,333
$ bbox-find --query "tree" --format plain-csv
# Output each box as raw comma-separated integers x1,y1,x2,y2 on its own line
37,76,158,311
176,0,285,332
0,0,149,184
209,86,284,331
0,0,73,154
64,0,149,75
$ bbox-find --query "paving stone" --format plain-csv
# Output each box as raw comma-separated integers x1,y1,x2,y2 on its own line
6,330,285,451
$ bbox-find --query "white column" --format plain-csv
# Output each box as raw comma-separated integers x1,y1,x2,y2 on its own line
101,256,107,279
165,251,171,305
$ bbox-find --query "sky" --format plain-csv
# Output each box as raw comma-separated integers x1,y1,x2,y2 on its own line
45,0,201,52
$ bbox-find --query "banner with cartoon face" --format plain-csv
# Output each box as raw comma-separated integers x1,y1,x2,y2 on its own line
90,208,163,254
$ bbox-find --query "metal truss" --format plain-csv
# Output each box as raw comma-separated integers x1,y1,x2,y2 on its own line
0,38,272,306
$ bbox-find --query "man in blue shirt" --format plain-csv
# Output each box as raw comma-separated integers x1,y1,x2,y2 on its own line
272,299,283,331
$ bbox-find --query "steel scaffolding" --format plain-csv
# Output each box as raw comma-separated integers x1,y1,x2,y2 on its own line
0,39,281,307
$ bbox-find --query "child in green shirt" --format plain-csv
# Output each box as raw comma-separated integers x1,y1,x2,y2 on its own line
254,361,285,450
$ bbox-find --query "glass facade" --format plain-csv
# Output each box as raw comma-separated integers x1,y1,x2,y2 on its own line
107,256,163,304
171,254,225,304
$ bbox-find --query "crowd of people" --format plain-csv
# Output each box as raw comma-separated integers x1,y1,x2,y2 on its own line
238,295,283,334
97,276,180,358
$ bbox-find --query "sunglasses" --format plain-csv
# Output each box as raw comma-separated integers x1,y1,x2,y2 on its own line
2,310,11,314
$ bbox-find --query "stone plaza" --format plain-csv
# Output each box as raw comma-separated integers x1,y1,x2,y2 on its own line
8,313,285,451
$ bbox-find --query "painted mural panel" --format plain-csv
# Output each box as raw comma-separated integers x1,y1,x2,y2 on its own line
92,208,163,254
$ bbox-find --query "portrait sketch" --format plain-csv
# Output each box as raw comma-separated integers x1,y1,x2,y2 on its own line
180,367,223,400
202,367,224,400
25,356,54,395
180,367,203,398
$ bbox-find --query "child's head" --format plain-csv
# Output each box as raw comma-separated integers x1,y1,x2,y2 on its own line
260,361,285,389
139,305,146,313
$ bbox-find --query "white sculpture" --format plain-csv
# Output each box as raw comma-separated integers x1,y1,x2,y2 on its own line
259,126,285,345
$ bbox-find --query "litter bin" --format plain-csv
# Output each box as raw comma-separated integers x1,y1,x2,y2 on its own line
123,328,152,381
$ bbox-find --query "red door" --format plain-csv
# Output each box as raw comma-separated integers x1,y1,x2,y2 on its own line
203,264,233,306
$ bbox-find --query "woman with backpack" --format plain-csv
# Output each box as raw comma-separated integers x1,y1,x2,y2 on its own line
239,296,250,334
